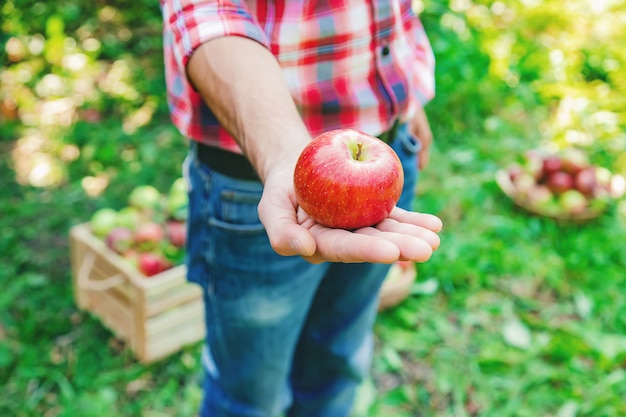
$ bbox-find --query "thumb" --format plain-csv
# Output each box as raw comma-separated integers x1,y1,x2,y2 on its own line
258,194,317,257
266,220,317,257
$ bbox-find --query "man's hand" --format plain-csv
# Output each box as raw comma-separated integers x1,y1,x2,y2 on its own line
258,161,442,264
409,105,433,170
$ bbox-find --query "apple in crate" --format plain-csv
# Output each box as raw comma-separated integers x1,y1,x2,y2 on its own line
134,221,165,251
138,252,172,277
166,220,186,248
105,227,134,254
128,185,162,212
116,206,143,230
294,129,403,230
90,208,118,237
166,178,188,221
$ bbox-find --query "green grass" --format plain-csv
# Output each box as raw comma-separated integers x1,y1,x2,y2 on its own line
1,0,625,416
364,138,626,417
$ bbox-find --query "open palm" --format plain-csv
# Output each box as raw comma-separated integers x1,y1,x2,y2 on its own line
258,162,442,264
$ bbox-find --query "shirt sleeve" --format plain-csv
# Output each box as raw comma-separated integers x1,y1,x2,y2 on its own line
410,17,436,106
161,0,270,70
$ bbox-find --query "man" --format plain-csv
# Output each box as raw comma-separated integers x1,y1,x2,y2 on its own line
160,1,442,416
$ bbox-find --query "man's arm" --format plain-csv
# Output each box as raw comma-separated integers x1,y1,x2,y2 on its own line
187,37,309,183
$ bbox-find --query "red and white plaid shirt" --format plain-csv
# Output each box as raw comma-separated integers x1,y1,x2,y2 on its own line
161,0,435,153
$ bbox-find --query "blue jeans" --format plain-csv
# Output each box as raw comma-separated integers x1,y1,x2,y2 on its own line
184,124,420,417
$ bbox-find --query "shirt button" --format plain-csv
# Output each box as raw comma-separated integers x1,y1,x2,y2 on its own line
381,45,390,56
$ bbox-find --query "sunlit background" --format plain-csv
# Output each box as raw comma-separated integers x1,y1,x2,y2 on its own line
1,1,625,416
2,0,625,192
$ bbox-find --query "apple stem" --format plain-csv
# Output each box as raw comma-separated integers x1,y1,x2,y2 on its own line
356,142,363,161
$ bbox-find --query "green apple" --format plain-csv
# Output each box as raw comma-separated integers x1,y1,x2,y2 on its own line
165,192,188,221
116,206,142,230
90,208,118,237
128,185,162,211
169,178,187,197
559,189,587,215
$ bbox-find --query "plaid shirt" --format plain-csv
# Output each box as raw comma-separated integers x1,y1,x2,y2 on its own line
161,0,435,153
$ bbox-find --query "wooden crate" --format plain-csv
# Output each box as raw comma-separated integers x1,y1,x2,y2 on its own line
69,223,205,363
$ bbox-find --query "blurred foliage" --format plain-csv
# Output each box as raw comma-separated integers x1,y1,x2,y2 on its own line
1,0,625,416
0,0,182,195
418,0,626,172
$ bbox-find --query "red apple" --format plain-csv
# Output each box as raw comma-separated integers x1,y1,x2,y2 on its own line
293,129,403,230
575,167,597,195
547,171,574,194
105,227,134,254
166,220,186,248
542,155,563,175
138,252,171,277
134,221,165,250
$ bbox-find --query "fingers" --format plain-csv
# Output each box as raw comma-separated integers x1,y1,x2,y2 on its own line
304,226,401,264
389,206,443,233
258,189,317,258
354,227,433,262
375,217,441,251
354,208,442,263
261,201,443,264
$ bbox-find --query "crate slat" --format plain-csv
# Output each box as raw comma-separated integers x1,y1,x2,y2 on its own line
143,318,206,363
144,299,205,337
86,287,134,341
144,284,202,318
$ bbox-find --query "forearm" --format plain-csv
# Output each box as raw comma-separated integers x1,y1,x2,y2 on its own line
187,36,310,182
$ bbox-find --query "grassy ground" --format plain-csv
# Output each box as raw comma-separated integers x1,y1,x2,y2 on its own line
1,1,625,416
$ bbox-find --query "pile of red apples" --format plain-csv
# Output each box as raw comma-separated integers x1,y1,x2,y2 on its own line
505,148,625,218
89,179,188,277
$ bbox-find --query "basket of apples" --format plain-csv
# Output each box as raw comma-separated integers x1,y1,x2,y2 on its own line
88,179,188,276
496,148,625,221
